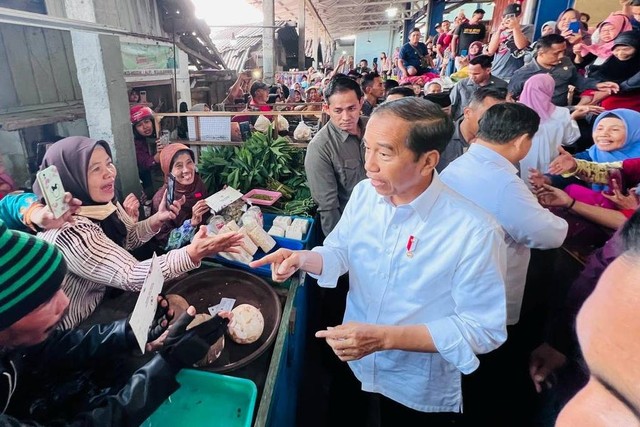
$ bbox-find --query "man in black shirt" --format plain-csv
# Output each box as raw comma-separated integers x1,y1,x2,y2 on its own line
451,9,486,70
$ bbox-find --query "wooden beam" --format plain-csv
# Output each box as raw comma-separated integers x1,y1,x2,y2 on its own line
174,41,222,70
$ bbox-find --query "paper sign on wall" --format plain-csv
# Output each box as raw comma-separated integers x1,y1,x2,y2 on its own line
129,254,164,353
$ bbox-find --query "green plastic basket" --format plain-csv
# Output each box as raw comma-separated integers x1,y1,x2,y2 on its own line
142,369,257,427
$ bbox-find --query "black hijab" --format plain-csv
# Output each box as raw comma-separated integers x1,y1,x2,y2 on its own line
588,31,640,83
33,136,128,246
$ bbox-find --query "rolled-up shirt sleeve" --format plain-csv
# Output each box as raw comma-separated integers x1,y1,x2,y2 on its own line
308,187,354,287
426,227,508,374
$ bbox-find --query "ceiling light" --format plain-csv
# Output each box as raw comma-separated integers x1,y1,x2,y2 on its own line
386,7,398,18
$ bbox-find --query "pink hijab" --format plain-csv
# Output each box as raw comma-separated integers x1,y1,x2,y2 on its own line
580,14,632,59
519,74,556,122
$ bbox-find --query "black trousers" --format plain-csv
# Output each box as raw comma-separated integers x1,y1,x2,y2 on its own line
328,357,461,427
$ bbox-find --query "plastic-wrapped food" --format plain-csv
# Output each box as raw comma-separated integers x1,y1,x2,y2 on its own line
219,199,246,223
219,219,240,234
238,226,259,255
247,206,264,227
219,247,253,265
240,212,259,228
246,223,276,252
207,215,226,235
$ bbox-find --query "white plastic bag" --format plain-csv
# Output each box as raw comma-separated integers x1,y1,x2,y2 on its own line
276,115,289,133
293,120,312,141
254,115,270,133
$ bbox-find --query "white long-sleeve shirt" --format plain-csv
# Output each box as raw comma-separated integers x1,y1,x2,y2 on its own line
442,144,568,324
310,173,507,413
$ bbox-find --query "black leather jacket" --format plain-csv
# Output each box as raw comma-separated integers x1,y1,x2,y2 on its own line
0,320,179,426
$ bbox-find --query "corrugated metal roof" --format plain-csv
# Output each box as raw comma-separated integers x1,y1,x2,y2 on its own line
211,20,299,72
222,49,252,72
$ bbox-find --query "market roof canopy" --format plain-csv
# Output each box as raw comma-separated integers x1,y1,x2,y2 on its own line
246,0,430,40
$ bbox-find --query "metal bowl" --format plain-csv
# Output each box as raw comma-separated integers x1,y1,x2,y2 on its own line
165,267,282,373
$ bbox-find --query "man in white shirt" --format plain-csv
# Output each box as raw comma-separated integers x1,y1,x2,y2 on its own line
441,102,568,426
252,98,508,424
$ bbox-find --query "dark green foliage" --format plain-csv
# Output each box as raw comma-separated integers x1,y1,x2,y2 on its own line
198,127,316,216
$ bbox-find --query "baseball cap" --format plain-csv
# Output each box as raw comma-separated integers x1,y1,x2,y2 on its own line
503,3,522,17
250,81,269,97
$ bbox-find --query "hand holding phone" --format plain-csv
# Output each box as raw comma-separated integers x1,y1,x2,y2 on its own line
166,173,176,209
36,165,70,219
568,21,581,34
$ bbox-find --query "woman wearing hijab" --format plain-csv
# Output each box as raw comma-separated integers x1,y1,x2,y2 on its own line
519,74,581,186
555,8,592,61
467,41,483,60
578,31,640,111
573,13,632,67
34,137,243,330
532,109,640,246
151,143,209,250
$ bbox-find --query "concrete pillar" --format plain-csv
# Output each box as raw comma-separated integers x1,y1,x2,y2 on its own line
297,0,306,70
263,0,275,84
427,0,446,36
312,20,319,68
64,0,141,197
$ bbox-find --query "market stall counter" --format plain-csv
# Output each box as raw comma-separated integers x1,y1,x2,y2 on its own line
178,263,307,427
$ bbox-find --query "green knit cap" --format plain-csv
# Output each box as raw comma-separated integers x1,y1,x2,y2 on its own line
0,220,66,330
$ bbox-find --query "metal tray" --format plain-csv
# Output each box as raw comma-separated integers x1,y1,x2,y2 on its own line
165,268,282,373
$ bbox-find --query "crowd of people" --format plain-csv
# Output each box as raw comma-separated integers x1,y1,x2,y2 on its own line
2,1,640,426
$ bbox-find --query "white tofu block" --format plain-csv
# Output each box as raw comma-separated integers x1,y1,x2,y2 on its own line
273,216,292,229
268,225,285,237
238,226,259,255
285,225,303,240
291,218,309,234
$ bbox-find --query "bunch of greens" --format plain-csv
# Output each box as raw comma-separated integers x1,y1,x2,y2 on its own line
198,127,316,216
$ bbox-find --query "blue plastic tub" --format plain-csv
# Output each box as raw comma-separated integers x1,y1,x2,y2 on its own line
262,213,314,248
142,369,257,427
212,235,303,278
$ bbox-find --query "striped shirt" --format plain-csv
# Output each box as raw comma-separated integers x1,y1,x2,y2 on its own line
38,203,198,330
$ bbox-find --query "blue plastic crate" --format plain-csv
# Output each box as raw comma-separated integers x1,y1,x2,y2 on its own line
211,235,303,278
262,213,314,248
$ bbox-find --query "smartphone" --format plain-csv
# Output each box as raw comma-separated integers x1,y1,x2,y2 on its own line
36,165,69,219
504,13,516,19
568,21,581,33
239,121,251,141
373,57,378,64
166,173,176,208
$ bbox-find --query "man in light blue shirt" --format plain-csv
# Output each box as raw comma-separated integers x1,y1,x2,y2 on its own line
441,103,568,426
252,98,507,423
442,103,568,325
